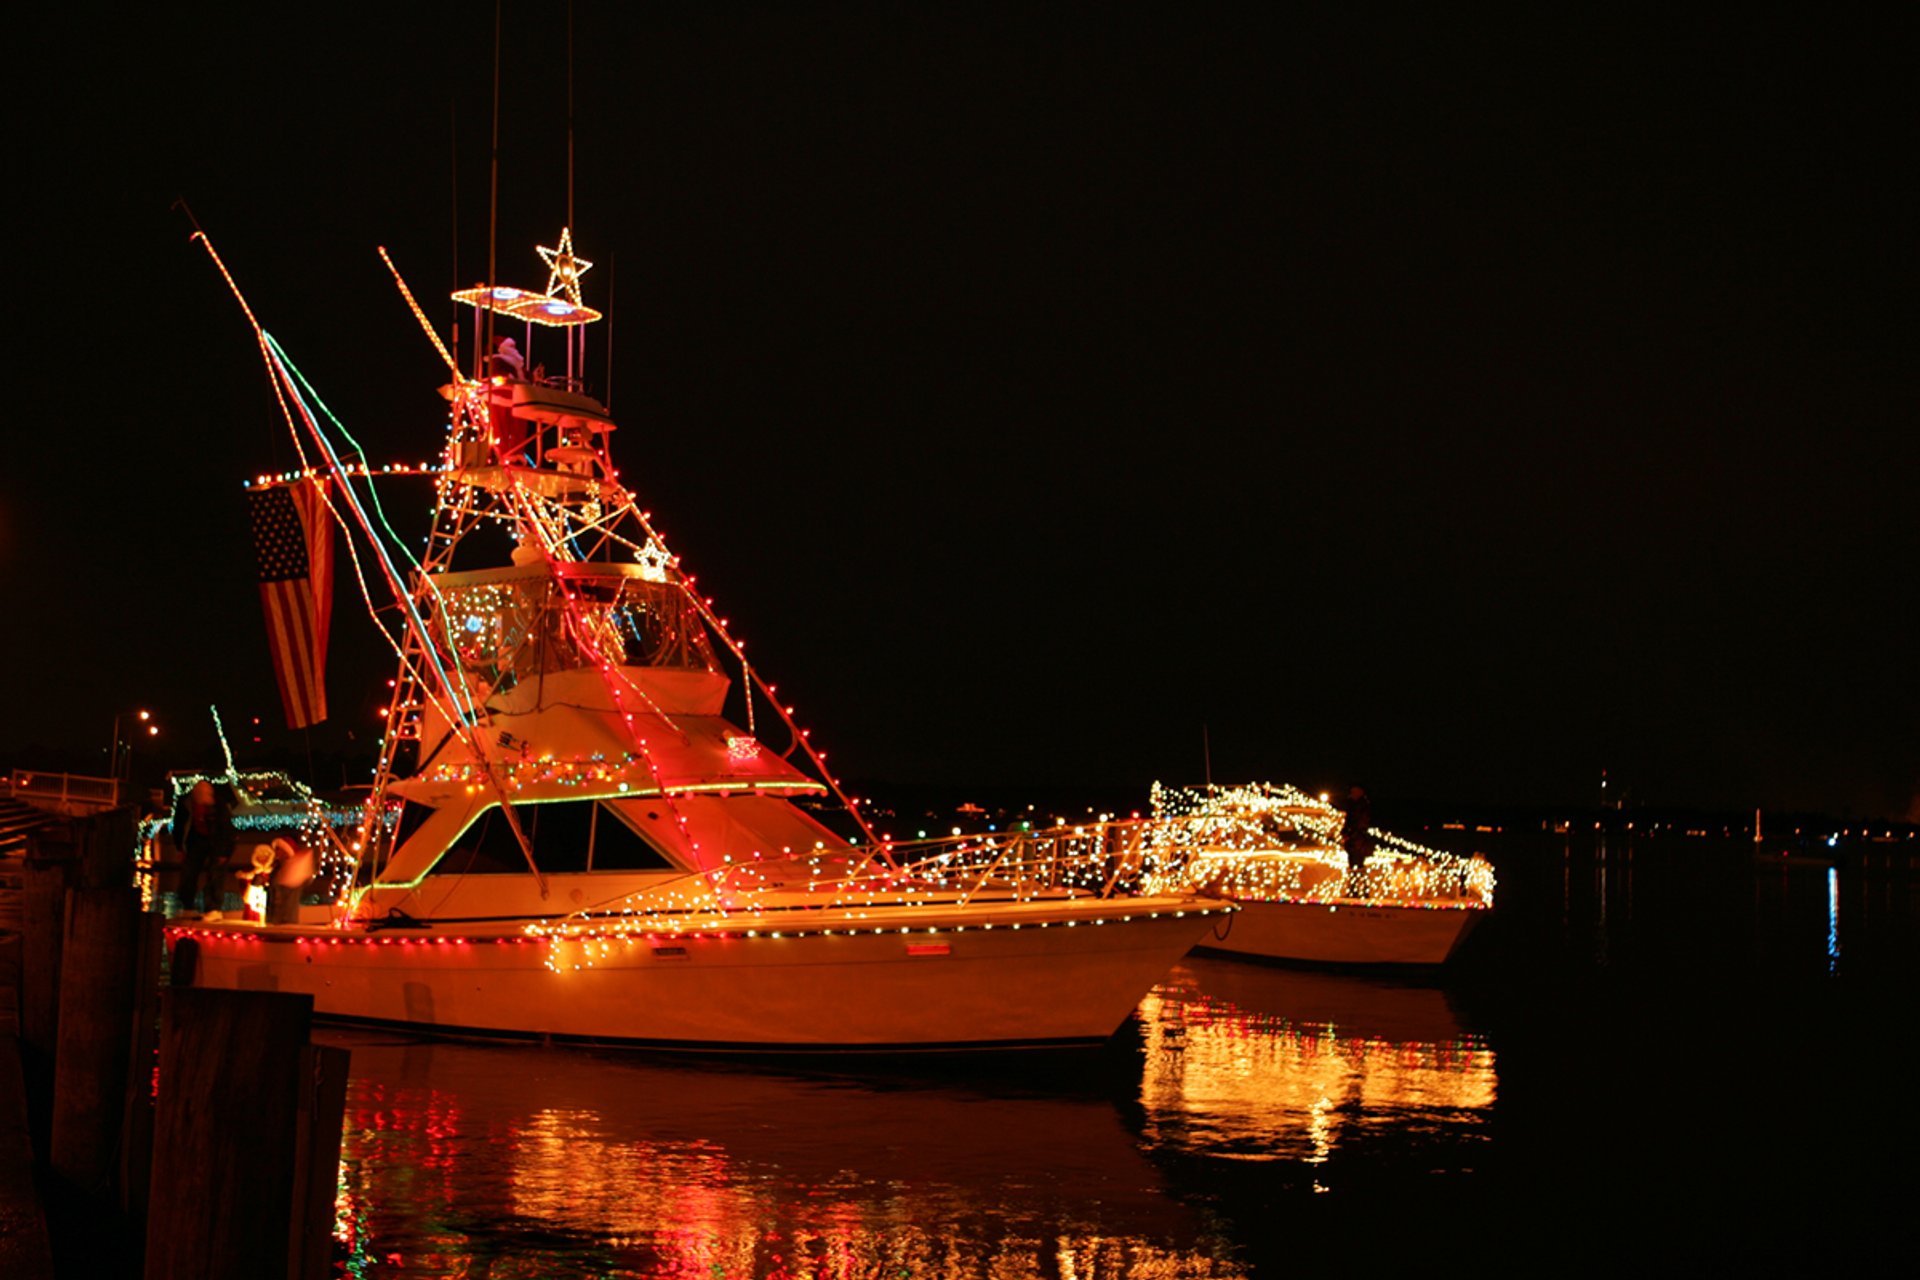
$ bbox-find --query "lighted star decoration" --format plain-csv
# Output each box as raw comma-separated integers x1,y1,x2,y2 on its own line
537,227,593,305
635,537,671,583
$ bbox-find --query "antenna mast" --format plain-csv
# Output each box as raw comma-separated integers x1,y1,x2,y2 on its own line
567,0,581,386
567,0,576,230
484,0,502,380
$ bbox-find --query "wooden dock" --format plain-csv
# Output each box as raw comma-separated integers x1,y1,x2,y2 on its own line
0,801,346,1278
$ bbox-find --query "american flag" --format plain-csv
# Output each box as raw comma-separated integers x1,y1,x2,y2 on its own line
248,478,334,728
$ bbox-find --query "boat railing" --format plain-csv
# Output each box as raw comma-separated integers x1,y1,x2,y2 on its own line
534,819,1177,930
533,814,1494,931
884,819,1168,902
1138,815,1496,908
882,816,1494,906
1347,836,1496,907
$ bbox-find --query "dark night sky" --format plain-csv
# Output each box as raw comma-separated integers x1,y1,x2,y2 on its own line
8,4,1914,818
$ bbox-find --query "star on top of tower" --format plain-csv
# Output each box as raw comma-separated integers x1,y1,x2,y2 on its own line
537,227,593,306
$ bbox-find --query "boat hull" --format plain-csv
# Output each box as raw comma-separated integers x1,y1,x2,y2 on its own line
170,906,1220,1051
1192,899,1481,966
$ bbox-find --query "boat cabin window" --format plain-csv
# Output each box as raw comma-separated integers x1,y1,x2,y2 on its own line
433,575,719,687
436,799,676,874
389,800,434,855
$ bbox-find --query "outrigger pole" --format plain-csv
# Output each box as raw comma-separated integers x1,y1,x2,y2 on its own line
186,228,548,900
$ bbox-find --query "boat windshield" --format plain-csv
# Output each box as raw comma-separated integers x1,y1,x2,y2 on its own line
431,570,718,687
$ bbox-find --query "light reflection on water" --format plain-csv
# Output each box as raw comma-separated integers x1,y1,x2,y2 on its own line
326,1028,1251,1278
1136,960,1496,1167
322,956,1498,1277
1827,866,1840,974
317,836,1912,1275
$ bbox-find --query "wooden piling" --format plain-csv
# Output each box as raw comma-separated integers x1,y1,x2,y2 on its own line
0,932,19,1037
76,807,137,892
0,1028,56,1279
288,1043,351,1280
143,988,326,1280
18,826,75,1063
49,886,142,1199
118,911,166,1219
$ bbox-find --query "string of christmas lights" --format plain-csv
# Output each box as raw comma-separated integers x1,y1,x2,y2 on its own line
1142,782,1495,909
516,816,1238,973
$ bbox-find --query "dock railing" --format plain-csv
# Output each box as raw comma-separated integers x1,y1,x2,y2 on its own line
8,769,122,815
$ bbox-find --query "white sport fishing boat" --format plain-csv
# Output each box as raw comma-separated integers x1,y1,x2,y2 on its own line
168,227,1225,1051
1143,783,1493,966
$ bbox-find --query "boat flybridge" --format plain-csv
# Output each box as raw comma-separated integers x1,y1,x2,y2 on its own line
173,230,1227,1050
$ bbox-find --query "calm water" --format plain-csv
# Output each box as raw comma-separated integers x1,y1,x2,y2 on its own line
319,832,1917,1277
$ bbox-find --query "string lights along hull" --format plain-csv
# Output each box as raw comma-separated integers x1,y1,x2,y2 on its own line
171,902,1218,1050
1192,897,1480,966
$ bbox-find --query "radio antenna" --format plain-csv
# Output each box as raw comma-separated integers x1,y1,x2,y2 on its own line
484,0,502,377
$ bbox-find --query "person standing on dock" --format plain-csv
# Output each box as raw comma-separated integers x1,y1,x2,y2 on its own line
170,780,234,917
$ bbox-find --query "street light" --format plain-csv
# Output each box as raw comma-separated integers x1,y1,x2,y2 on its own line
109,709,159,782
